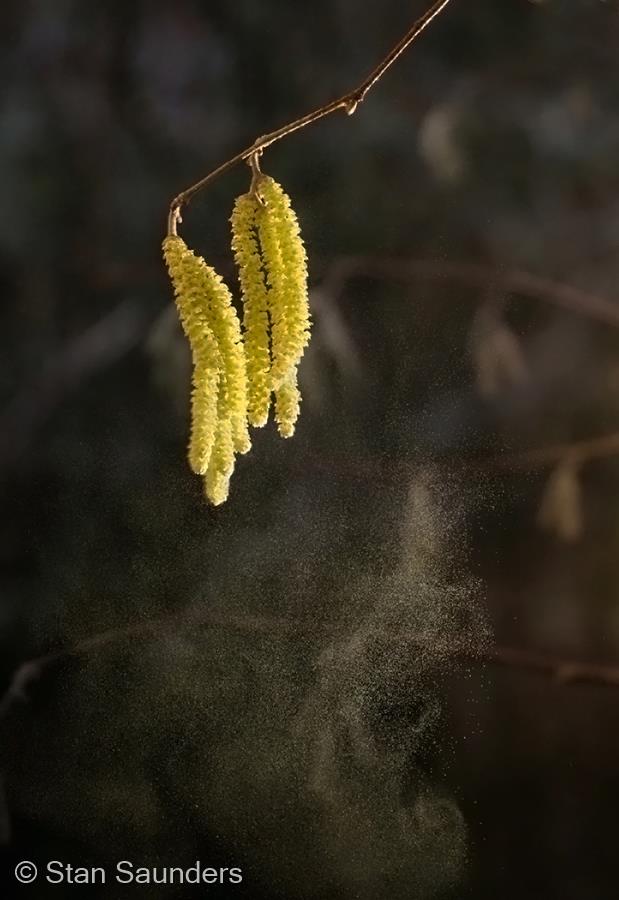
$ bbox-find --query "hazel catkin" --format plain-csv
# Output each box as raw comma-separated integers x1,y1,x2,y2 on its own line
204,416,235,506
163,235,222,474
255,176,311,391
187,347,220,475
230,192,272,427
162,171,312,505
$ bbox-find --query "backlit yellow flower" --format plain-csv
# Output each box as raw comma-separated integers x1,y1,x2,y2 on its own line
162,173,312,504
204,417,235,506
255,176,311,390
230,192,272,427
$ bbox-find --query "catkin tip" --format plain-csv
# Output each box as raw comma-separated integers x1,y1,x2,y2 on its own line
275,369,301,439
204,471,231,506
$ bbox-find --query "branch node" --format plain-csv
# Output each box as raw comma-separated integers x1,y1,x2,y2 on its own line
168,199,183,237
248,150,265,201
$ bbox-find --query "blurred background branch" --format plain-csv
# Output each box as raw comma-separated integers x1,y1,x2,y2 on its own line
0,300,154,471
320,256,619,329
4,611,619,734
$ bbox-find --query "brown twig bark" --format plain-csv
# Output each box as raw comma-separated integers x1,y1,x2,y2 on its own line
167,0,454,236
483,645,619,687
488,432,619,472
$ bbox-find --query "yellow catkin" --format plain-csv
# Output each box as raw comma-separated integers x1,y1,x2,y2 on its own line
230,193,272,427
188,357,220,475
275,367,301,438
204,417,235,506
163,235,222,473
189,365,219,475
163,178,311,503
256,176,311,391
200,266,251,456
162,234,250,458
163,235,218,362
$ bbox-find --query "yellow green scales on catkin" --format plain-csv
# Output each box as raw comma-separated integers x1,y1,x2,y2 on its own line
162,235,221,474
230,192,272,427
255,176,311,436
275,367,301,438
204,416,235,506
163,234,250,453
197,260,251,458
162,234,250,504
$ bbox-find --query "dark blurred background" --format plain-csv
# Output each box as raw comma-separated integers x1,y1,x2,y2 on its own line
2,0,619,897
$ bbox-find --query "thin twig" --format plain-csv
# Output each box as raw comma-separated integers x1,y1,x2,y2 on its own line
483,645,619,687
487,432,619,471
167,0,454,235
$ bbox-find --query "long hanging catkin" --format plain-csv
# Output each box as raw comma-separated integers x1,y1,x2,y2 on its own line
162,172,312,504
163,233,250,456
188,355,220,475
163,236,218,362
255,176,311,391
163,235,222,473
199,267,251,457
230,192,272,427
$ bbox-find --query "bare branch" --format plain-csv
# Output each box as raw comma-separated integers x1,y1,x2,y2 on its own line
167,0,454,235
482,645,619,688
490,432,619,472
